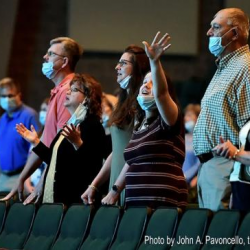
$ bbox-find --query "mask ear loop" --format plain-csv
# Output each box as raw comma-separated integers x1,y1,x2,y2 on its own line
81,97,88,107
232,27,238,40
220,27,238,51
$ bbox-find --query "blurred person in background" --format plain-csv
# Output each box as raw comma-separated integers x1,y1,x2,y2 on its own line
183,104,201,203
101,93,117,155
38,98,50,130
0,77,40,192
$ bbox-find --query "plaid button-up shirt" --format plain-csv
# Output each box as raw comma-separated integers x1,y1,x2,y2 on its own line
193,45,250,155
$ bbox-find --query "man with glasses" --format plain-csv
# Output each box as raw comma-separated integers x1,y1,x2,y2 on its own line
2,37,83,202
41,37,83,147
0,77,40,192
193,8,250,211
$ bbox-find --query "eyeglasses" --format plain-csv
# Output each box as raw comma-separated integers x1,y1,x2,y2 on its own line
68,87,85,94
46,51,65,57
116,59,133,67
0,94,17,98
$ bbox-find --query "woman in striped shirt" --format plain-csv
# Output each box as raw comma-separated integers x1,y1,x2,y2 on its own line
102,32,188,209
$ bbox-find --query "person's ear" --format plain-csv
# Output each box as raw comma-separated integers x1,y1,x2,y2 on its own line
232,27,238,40
62,57,69,68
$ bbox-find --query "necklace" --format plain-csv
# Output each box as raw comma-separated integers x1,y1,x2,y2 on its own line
138,117,154,131
137,118,146,131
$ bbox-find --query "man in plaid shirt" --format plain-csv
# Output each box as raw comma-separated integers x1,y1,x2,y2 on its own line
193,8,250,211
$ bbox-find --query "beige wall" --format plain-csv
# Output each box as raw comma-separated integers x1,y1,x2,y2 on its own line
69,0,199,55
1,0,250,110
226,0,250,16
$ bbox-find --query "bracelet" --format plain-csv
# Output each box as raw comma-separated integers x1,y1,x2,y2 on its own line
232,149,240,160
89,185,99,192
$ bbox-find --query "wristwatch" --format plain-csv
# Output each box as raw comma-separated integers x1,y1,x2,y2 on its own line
112,184,121,193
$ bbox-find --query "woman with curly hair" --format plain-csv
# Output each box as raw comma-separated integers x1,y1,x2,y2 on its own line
16,74,106,206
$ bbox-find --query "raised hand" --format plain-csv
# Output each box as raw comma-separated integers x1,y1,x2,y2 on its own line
61,124,83,149
142,31,171,61
16,123,40,146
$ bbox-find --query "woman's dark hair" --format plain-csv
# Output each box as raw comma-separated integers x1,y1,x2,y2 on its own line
70,73,103,119
109,45,150,129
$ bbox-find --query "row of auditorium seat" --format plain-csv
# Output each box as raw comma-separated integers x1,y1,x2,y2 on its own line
0,200,249,250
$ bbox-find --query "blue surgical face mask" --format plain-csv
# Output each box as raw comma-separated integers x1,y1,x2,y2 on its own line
39,111,47,126
102,114,109,128
185,120,195,133
137,95,156,111
208,28,236,57
67,99,88,126
0,97,18,112
42,61,60,79
119,75,131,89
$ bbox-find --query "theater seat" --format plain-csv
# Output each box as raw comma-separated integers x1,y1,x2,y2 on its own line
109,206,151,250
0,201,8,234
80,205,121,250
23,203,64,250
138,207,181,250
171,208,212,250
234,212,250,250
51,204,93,250
201,209,240,250
0,202,35,249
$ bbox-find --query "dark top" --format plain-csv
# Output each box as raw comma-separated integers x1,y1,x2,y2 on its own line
124,115,188,209
33,114,106,206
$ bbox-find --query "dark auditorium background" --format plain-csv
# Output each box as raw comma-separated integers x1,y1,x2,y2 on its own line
0,0,249,112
